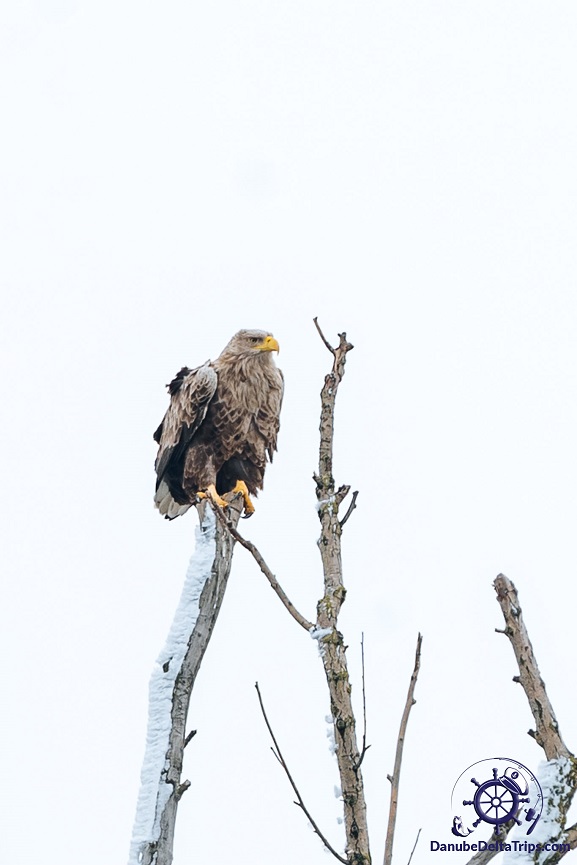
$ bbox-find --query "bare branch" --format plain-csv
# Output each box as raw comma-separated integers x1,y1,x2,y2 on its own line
493,574,569,760
183,729,197,748
313,316,337,355
211,503,314,632
270,746,283,766
314,324,354,504
335,483,351,506
339,490,359,529
175,780,191,801
384,634,423,865
493,574,577,862
255,682,348,865
354,633,371,772
406,828,421,865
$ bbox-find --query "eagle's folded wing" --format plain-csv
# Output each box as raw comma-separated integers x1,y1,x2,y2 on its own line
154,362,218,491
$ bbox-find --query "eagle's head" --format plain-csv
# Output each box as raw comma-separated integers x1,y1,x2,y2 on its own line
221,329,280,360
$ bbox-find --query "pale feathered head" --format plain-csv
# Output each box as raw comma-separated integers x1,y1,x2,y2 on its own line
219,329,280,360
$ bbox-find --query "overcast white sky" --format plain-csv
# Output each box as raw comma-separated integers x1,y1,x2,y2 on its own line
2,2,577,863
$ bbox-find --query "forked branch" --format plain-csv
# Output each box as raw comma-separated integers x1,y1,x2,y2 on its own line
353,633,370,773
340,490,359,529
255,682,348,865
313,316,337,355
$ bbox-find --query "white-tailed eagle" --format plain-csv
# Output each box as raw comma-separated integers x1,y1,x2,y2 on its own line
153,329,283,519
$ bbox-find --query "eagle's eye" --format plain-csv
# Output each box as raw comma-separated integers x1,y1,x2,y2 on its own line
250,337,260,343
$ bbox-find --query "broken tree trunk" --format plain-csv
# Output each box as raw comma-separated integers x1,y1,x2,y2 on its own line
129,496,242,865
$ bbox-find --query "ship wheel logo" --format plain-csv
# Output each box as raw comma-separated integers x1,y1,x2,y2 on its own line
464,767,529,830
451,758,543,838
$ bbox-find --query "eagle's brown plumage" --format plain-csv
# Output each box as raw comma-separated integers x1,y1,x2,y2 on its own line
154,329,283,519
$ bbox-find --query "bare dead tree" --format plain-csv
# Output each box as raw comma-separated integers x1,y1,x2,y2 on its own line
131,324,577,865
255,681,348,864
312,322,372,865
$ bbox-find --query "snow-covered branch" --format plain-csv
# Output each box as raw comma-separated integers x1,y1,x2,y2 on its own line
129,498,242,865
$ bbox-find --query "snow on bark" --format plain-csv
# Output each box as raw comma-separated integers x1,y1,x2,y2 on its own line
128,509,216,865
502,757,574,864
533,759,572,845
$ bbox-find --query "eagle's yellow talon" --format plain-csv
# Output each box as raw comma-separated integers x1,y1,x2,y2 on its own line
231,480,256,518
197,484,229,509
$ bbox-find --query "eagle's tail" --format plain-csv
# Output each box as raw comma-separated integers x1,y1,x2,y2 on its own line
154,480,192,520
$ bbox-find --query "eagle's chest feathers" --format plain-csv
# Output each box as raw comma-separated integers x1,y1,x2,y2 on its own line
207,358,281,459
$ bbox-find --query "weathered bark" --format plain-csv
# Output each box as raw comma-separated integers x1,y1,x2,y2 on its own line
313,325,371,865
494,574,570,761
138,496,243,865
460,575,577,865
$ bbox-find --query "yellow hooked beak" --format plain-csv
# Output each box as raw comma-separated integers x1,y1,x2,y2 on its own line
256,335,280,353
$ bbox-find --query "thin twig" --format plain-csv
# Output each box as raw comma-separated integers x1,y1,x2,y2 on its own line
255,682,348,865
340,490,359,528
383,634,423,865
354,633,371,772
210,500,314,632
313,316,336,355
183,729,197,748
335,483,351,506
406,828,421,865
